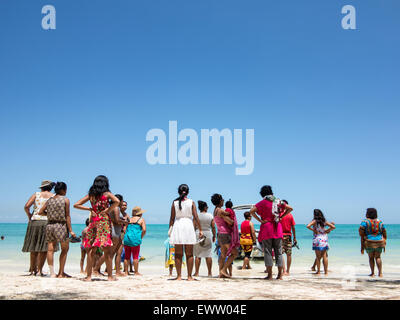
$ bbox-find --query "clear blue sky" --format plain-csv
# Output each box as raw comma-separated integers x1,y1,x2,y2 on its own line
0,1,399,224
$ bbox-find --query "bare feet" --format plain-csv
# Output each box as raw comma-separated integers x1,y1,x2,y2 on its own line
171,276,182,280
264,275,273,280
313,271,321,276
369,273,375,277
283,272,289,276
134,272,143,276
187,276,194,281
107,276,117,281
83,276,92,282
116,272,126,277
193,273,199,277
379,273,383,278
57,273,72,278
219,270,231,278
208,274,212,278
276,275,283,280
93,270,105,277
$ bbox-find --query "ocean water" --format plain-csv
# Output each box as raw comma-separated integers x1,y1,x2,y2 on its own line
1,224,400,273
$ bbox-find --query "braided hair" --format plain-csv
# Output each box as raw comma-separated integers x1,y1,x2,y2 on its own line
175,184,189,210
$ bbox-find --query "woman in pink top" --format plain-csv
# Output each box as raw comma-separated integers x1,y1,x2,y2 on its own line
249,185,293,280
211,193,236,278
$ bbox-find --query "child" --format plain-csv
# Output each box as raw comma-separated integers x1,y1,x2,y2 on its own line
123,206,146,276
225,199,240,256
307,210,335,275
164,237,175,276
280,200,296,276
311,222,335,271
80,218,90,274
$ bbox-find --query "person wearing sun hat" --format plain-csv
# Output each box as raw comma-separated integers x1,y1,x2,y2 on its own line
123,206,147,276
22,180,59,276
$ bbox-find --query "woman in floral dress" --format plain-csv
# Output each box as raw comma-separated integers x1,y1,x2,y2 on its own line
74,175,120,281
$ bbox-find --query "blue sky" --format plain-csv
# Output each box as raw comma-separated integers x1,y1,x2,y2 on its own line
0,1,399,224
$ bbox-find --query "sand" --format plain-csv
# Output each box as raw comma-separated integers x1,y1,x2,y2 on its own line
1,262,400,300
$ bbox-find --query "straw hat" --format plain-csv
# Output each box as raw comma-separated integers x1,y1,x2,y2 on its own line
39,180,53,188
132,206,146,216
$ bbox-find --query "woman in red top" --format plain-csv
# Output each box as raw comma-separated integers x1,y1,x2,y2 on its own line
74,175,120,281
249,185,293,280
240,211,256,270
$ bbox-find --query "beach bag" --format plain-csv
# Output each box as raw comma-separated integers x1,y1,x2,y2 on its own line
123,218,142,247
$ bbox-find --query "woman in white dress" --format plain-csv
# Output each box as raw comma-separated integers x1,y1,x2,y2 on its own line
169,184,203,280
193,200,216,277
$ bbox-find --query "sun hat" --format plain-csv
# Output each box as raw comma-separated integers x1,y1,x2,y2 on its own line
39,180,53,188
132,206,146,216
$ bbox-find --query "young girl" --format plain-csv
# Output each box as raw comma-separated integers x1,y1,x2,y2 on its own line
169,184,203,281
39,182,76,278
225,200,240,260
306,209,335,275
74,175,120,281
123,206,146,276
164,237,175,276
240,211,256,270
80,218,90,274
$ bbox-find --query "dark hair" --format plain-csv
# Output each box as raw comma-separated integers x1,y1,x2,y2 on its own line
282,199,288,205
260,185,273,198
41,182,55,192
89,175,110,199
244,211,251,219
366,208,378,219
198,200,208,212
115,194,123,202
54,182,67,195
175,184,189,210
313,209,326,228
225,199,233,209
85,218,90,226
211,193,223,206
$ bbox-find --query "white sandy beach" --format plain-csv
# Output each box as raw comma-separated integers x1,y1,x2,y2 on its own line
1,262,400,300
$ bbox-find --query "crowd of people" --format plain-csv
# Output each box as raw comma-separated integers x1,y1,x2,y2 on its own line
22,176,388,281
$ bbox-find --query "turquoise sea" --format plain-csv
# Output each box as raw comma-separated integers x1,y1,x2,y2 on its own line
1,224,400,274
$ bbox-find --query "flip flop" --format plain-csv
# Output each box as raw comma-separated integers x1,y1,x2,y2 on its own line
69,235,81,243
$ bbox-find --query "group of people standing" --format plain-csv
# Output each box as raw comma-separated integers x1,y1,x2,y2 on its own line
167,184,388,280
22,177,388,281
22,176,147,281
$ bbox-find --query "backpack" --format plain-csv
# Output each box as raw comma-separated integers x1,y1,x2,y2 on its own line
123,217,143,247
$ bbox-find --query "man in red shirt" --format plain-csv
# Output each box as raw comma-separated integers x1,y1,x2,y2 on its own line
280,200,296,276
